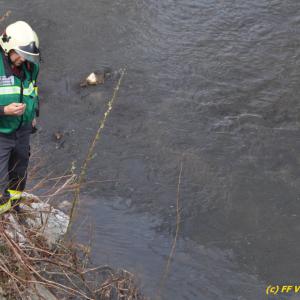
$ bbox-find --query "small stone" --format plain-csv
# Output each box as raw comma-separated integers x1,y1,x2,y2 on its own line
80,72,104,86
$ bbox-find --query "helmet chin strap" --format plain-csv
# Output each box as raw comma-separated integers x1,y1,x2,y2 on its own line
7,51,13,65
7,51,24,69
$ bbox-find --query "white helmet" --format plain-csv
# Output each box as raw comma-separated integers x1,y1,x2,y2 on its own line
0,21,40,64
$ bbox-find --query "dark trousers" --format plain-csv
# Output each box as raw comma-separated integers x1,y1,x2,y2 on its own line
0,123,32,196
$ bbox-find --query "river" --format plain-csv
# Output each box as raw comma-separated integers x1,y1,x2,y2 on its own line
2,0,300,299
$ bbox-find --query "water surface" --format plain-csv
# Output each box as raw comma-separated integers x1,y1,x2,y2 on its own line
2,0,300,298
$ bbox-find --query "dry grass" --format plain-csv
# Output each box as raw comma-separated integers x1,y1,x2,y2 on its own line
0,161,146,300
0,226,145,299
0,11,143,299
0,194,146,300
0,68,146,299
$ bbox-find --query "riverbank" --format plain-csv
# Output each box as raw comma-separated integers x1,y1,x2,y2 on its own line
0,190,146,300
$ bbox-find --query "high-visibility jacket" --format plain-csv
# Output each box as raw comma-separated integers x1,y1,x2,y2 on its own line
0,49,39,134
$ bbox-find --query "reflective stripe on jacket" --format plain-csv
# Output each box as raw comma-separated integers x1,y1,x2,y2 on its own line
0,50,39,134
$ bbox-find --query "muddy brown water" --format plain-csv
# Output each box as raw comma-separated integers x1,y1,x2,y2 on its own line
2,0,300,299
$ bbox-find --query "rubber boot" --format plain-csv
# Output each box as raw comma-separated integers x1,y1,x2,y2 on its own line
0,191,12,215
8,189,22,213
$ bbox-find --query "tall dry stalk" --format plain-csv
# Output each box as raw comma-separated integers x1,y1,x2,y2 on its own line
156,159,183,300
0,177,146,300
68,68,126,229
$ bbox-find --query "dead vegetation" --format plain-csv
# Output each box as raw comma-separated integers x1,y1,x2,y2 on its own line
0,167,146,300
0,218,145,299
0,11,143,299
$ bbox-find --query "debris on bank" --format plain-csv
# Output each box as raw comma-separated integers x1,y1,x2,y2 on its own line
0,193,146,300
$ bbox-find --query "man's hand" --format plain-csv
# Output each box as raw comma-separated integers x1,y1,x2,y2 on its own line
4,103,26,116
32,118,36,128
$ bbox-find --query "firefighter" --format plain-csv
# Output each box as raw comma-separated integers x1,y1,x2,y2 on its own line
0,20,40,214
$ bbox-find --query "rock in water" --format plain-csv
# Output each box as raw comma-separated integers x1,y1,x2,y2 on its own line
80,67,112,87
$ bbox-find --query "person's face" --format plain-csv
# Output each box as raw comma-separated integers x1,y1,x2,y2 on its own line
9,50,25,67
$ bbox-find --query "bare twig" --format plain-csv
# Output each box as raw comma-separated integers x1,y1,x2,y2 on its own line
156,159,183,299
68,68,127,229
